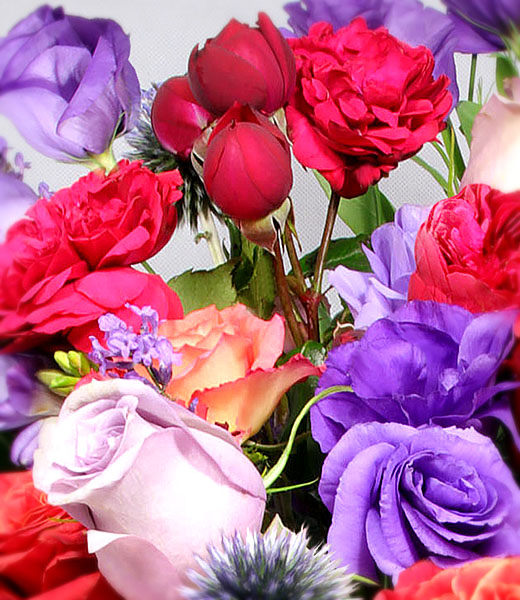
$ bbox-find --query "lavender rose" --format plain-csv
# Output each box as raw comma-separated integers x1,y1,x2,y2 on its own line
33,378,266,600
329,204,429,329
320,422,520,580
0,6,140,161
312,301,518,453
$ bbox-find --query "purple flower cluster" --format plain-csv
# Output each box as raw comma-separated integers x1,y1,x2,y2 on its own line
329,204,428,329
89,304,181,389
0,138,37,242
312,301,520,578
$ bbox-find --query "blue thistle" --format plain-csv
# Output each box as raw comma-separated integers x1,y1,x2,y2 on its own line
184,527,356,600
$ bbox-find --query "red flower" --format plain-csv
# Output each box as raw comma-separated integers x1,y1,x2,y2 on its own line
203,104,293,220
375,557,520,599
409,184,520,315
51,160,182,269
0,161,184,350
286,19,452,198
188,12,296,116
151,76,215,159
0,470,120,599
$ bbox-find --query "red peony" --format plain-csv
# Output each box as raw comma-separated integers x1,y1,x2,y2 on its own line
0,470,120,599
0,161,184,351
50,160,182,269
203,104,293,220
286,18,452,198
409,184,520,316
375,557,520,599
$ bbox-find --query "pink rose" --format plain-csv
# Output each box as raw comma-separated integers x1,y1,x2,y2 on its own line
33,378,266,600
462,78,520,193
159,304,321,439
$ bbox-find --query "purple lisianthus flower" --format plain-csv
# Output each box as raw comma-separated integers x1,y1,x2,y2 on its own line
320,422,520,580
283,0,460,105
442,0,520,53
0,354,61,466
0,6,140,161
329,204,429,329
312,301,518,453
0,138,37,241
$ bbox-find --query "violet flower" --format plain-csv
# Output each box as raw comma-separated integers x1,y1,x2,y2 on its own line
0,6,140,161
320,422,520,580
0,138,37,242
283,0,461,105
329,204,429,329
442,0,520,53
312,301,518,453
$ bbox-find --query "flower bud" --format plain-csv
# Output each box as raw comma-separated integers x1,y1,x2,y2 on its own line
188,12,296,116
203,106,293,221
151,76,214,159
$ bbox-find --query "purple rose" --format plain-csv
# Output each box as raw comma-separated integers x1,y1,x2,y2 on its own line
329,204,429,329
312,301,518,453
283,0,460,105
442,0,520,53
320,422,520,580
0,6,140,161
33,379,266,600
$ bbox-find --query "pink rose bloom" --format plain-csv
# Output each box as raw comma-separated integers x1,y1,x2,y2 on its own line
462,78,520,193
33,378,266,600
159,304,321,440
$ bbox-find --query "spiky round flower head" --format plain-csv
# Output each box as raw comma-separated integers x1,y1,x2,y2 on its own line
184,526,357,600
125,86,220,230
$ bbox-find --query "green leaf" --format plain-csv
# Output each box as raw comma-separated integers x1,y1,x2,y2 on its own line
496,54,519,96
441,121,465,183
237,248,276,319
312,170,332,198
456,101,482,146
168,262,237,313
337,186,394,235
300,340,327,366
411,155,450,194
298,236,370,278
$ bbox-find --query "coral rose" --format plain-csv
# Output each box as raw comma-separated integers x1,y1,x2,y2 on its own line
409,184,520,319
0,470,119,599
159,304,321,439
375,557,520,599
33,378,266,600
286,18,452,198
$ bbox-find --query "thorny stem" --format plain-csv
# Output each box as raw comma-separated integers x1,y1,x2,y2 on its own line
273,236,304,348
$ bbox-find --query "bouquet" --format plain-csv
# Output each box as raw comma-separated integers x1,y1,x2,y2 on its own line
1,1,520,598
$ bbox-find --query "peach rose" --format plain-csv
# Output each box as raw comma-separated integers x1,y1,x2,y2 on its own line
375,557,520,599
159,304,321,439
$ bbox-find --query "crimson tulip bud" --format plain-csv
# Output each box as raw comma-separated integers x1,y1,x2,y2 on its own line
188,12,296,116
203,105,293,221
151,76,214,159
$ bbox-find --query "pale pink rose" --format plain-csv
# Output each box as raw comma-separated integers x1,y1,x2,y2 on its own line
462,78,520,193
33,379,266,600
159,304,321,439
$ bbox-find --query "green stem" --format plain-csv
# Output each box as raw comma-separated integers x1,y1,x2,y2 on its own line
351,574,379,586
141,260,156,275
244,431,310,453
273,236,304,348
312,191,340,294
262,385,352,490
284,221,306,294
266,477,319,494
468,54,478,102
199,209,225,267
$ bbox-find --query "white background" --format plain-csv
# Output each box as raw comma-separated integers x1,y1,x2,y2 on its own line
1,1,496,280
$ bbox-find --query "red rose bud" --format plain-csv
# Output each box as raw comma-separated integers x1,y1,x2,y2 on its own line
203,114,293,221
188,12,296,116
152,76,214,159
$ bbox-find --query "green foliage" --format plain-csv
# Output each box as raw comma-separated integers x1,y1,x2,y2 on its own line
496,54,519,96
338,186,394,236
297,236,370,278
456,101,482,146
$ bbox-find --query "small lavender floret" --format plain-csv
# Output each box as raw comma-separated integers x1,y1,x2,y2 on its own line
184,527,356,600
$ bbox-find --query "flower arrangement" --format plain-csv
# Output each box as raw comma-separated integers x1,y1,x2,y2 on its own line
1,1,520,599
